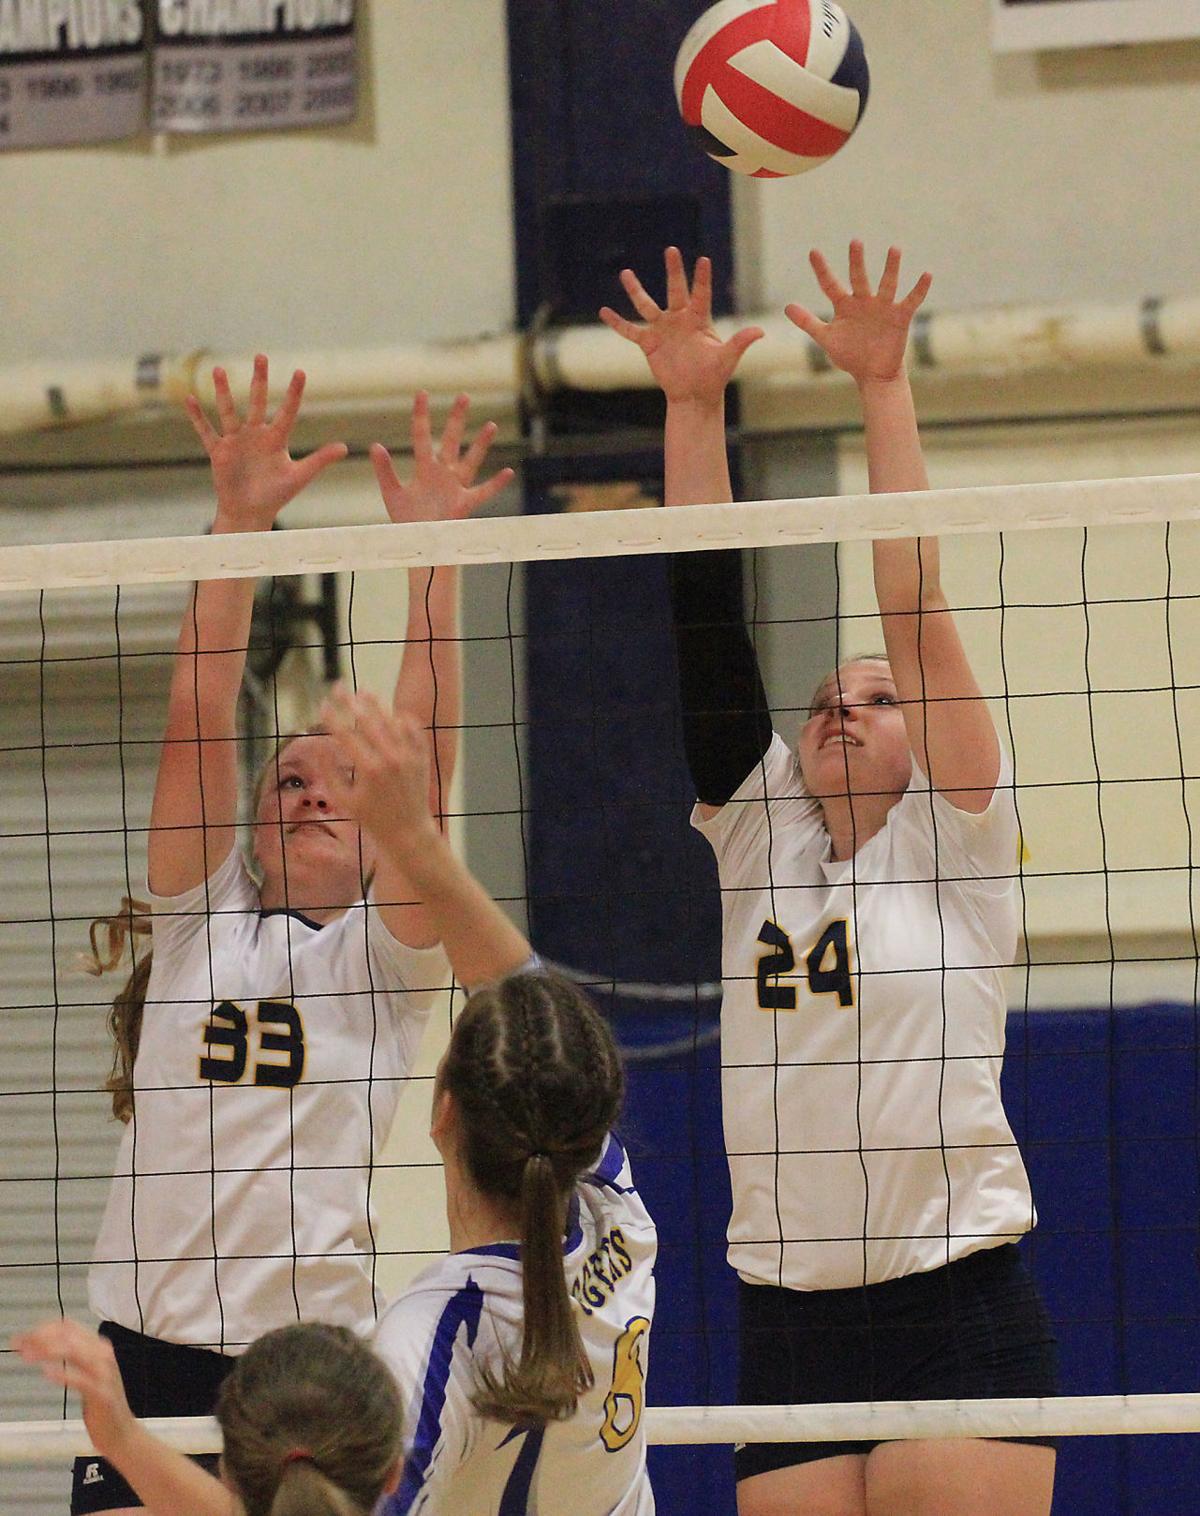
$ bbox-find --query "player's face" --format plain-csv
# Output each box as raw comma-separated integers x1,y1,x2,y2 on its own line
252,733,377,911
797,659,912,799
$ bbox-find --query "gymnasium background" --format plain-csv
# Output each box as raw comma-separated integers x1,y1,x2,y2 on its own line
3,4,1200,1514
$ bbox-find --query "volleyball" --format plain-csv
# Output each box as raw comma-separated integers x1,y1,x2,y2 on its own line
674,0,870,178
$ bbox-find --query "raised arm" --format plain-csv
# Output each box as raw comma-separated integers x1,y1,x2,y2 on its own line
321,688,531,988
600,248,771,813
149,357,346,897
363,393,512,946
14,1320,235,1516
786,243,1001,811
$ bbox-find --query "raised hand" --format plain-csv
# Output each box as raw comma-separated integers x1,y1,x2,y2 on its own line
599,246,764,406
785,241,932,387
371,391,513,527
185,353,348,531
320,686,434,852
13,1319,138,1464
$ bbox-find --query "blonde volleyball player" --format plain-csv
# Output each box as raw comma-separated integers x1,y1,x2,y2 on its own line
23,690,656,1516
76,359,513,1515
601,246,1057,1516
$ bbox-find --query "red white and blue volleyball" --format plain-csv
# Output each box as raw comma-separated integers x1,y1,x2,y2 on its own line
674,0,870,178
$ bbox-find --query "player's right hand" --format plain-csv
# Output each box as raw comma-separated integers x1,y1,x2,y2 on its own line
599,246,763,406
320,686,436,855
13,1319,138,1463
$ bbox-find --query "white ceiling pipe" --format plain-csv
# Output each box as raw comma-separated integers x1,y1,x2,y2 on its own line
1,296,1198,438
536,295,1200,392
0,336,522,437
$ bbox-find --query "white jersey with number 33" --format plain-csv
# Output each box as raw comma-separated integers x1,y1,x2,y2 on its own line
374,1133,656,1516
88,847,449,1352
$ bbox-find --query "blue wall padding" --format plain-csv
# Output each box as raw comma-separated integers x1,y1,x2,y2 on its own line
1003,1002,1200,1515
525,548,734,1516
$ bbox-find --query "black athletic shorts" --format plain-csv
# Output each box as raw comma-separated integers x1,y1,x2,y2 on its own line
70,1322,235,1514
735,1244,1060,1483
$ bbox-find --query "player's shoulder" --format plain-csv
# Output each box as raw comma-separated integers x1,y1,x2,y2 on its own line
377,1252,517,1340
696,733,823,858
574,1134,657,1250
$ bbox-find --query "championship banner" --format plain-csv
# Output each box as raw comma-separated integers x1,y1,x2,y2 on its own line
0,2,148,151
151,0,357,135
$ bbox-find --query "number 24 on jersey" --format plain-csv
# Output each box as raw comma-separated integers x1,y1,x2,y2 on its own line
756,918,854,1011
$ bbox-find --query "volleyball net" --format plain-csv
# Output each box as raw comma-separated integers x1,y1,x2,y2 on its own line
2,474,1200,1508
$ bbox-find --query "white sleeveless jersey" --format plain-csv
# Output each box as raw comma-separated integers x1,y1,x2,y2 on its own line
374,1134,656,1516
89,847,450,1352
694,734,1034,1291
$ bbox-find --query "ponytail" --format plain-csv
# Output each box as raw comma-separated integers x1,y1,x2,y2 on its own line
217,1324,401,1516
473,1151,593,1424
268,1458,360,1516
83,898,152,1123
441,972,624,1425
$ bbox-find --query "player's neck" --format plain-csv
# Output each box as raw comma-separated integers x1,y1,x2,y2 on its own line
443,1165,521,1254
258,873,355,925
821,792,899,861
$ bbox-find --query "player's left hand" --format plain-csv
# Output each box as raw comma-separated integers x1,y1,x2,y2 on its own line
320,686,436,851
13,1319,138,1464
785,241,932,387
372,392,514,527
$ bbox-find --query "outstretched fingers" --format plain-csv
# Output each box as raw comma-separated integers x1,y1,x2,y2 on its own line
269,368,307,441
321,686,422,787
409,390,434,465
369,441,403,501
184,394,219,453
13,1319,115,1386
245,352,270,427
876,245,903,304
784,302,828,343
808,248,848,308
458,417,499,484
847,238,871,298
438,393,470,466
664,245,690,312
468,463,515,511
689,254,714,321
900,268,934,316
211,366,240,433
291,441,348,492
726,324,765,362
598,306,644,344
619,266,663,323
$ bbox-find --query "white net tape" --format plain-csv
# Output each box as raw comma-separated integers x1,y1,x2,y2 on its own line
2,473,1199,592
5,1395,1200,1464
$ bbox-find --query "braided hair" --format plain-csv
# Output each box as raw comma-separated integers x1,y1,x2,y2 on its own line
439,970,625,1424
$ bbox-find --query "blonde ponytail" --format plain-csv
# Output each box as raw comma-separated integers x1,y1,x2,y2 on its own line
83,897,152,1123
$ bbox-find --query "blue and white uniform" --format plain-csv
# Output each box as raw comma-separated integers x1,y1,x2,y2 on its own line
374,1133,657,1516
